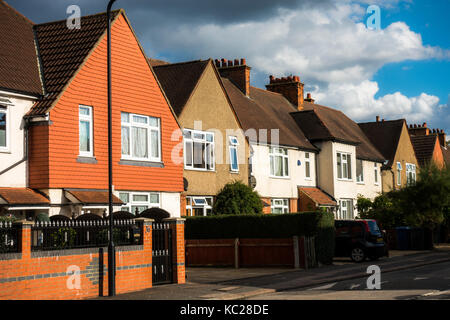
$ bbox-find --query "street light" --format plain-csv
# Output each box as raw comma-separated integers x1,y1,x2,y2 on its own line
107,0,117,297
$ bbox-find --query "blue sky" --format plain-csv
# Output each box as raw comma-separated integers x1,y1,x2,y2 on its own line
6,0,450,135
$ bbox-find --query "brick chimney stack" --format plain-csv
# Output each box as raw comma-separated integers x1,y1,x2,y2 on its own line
265,75,305,110
216,58,251,96
437,129,447,147
408,122,430,136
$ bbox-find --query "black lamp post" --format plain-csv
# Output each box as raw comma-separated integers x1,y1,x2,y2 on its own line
107,0,117,297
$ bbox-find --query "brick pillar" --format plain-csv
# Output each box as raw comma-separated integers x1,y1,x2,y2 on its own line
163,217,186,284
16,221,33,260
134,218,154,289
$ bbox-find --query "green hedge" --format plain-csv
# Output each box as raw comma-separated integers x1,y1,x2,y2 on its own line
186,212,335,265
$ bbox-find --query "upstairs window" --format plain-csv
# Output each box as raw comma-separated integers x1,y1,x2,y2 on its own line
305,152,311,179
184,129,215,171
270,147,289,178
374,163,379,185
396,162,402,186
356,159,364,183
121,112,161,162
406,163,416,186
79,106,93,157
0,106,8,150
229,136,239,172
337,152,352,180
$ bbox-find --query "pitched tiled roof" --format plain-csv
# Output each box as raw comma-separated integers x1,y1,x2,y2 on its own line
358,119,405,168
410,135,439,167
0,188,49,205
153,60,209,116
222,78,317,151
291,102,385,162
148,58,170,67
65,190,123,205
299,187,337,206
0,1,42,95
27,10,121,116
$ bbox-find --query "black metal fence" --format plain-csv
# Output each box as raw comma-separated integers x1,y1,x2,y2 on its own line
31,220,143,251
0,221,20,254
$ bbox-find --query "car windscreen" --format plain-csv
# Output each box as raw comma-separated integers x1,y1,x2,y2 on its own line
367,221,381,235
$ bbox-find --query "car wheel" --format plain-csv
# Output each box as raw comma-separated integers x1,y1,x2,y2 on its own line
350,247,366,263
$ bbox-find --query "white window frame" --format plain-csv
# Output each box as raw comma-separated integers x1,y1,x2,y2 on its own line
79,105,93,157
304,152,311,179
0,104,10,152
186,196,213,217
337,199,354,220
397,162,402,186
406,163,416,186
229,136,239,172
269,147,289,178
183,129,215,172
121,112,161,162
374,163,379,185
337,152,352,181
271,199,289,214
356,159,364,183
119,191,160,215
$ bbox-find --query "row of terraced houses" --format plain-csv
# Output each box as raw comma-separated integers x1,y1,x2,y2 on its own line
1,2,449,222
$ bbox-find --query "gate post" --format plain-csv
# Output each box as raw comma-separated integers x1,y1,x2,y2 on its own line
163,217,186,284
135,218,154,288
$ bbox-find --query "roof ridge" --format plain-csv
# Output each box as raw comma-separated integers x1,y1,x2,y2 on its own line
35,8,122,27
1,0,34,25
359,119,406,125
153,59,208,69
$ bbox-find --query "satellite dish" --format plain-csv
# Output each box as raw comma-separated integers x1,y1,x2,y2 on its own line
249,176,257,189
183,178,189,191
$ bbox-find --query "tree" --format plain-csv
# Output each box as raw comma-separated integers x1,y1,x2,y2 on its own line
212,181,263,215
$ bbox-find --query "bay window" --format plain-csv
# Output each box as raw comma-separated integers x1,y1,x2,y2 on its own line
119,192,160,215
229,136,239,172
406,163,416,186
186,197,213,216
337,152,352,180
270,147,289,178
184,129,215,171
121,112,161,162
79,105,93,157
271,199,289,214
397,162,402,185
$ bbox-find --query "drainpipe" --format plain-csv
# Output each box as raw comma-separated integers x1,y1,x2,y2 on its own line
0,117,30,177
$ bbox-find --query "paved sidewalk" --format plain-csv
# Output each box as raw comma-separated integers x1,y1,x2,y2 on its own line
98,246,450,300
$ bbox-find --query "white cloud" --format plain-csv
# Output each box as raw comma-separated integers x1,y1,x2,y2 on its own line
144,1,449,131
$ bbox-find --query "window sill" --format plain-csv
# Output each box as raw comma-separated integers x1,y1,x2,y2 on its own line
77,156,98,164
356,182,365,185
119,159,164,168
269,176,290,180
230,170,240,174
337,178,353,182
185,168,216,173
0,150,11,154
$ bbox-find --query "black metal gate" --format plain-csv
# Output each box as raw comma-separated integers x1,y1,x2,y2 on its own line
152,222,173,285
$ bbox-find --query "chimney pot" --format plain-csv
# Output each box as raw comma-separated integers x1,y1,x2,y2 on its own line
241,58,246,65
307,93,311,99
423,122,427,128
269,75,274,83
215,59,220,67
376,116,380,122
228,60,233,67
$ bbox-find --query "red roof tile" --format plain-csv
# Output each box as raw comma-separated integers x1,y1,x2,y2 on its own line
299,187,337,206
65,190,123,205
410,135,439,167
0,188,49,205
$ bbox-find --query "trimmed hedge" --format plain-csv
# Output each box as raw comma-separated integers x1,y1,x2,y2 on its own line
186,212,335,265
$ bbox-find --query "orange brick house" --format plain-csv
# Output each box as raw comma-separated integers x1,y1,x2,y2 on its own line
408,123,446,169
1,5,184,219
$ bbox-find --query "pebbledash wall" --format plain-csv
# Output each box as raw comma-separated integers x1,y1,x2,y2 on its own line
0,218,185,300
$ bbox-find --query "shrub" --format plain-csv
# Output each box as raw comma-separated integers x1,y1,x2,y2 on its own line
186,211,335,265
212,181,263,215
